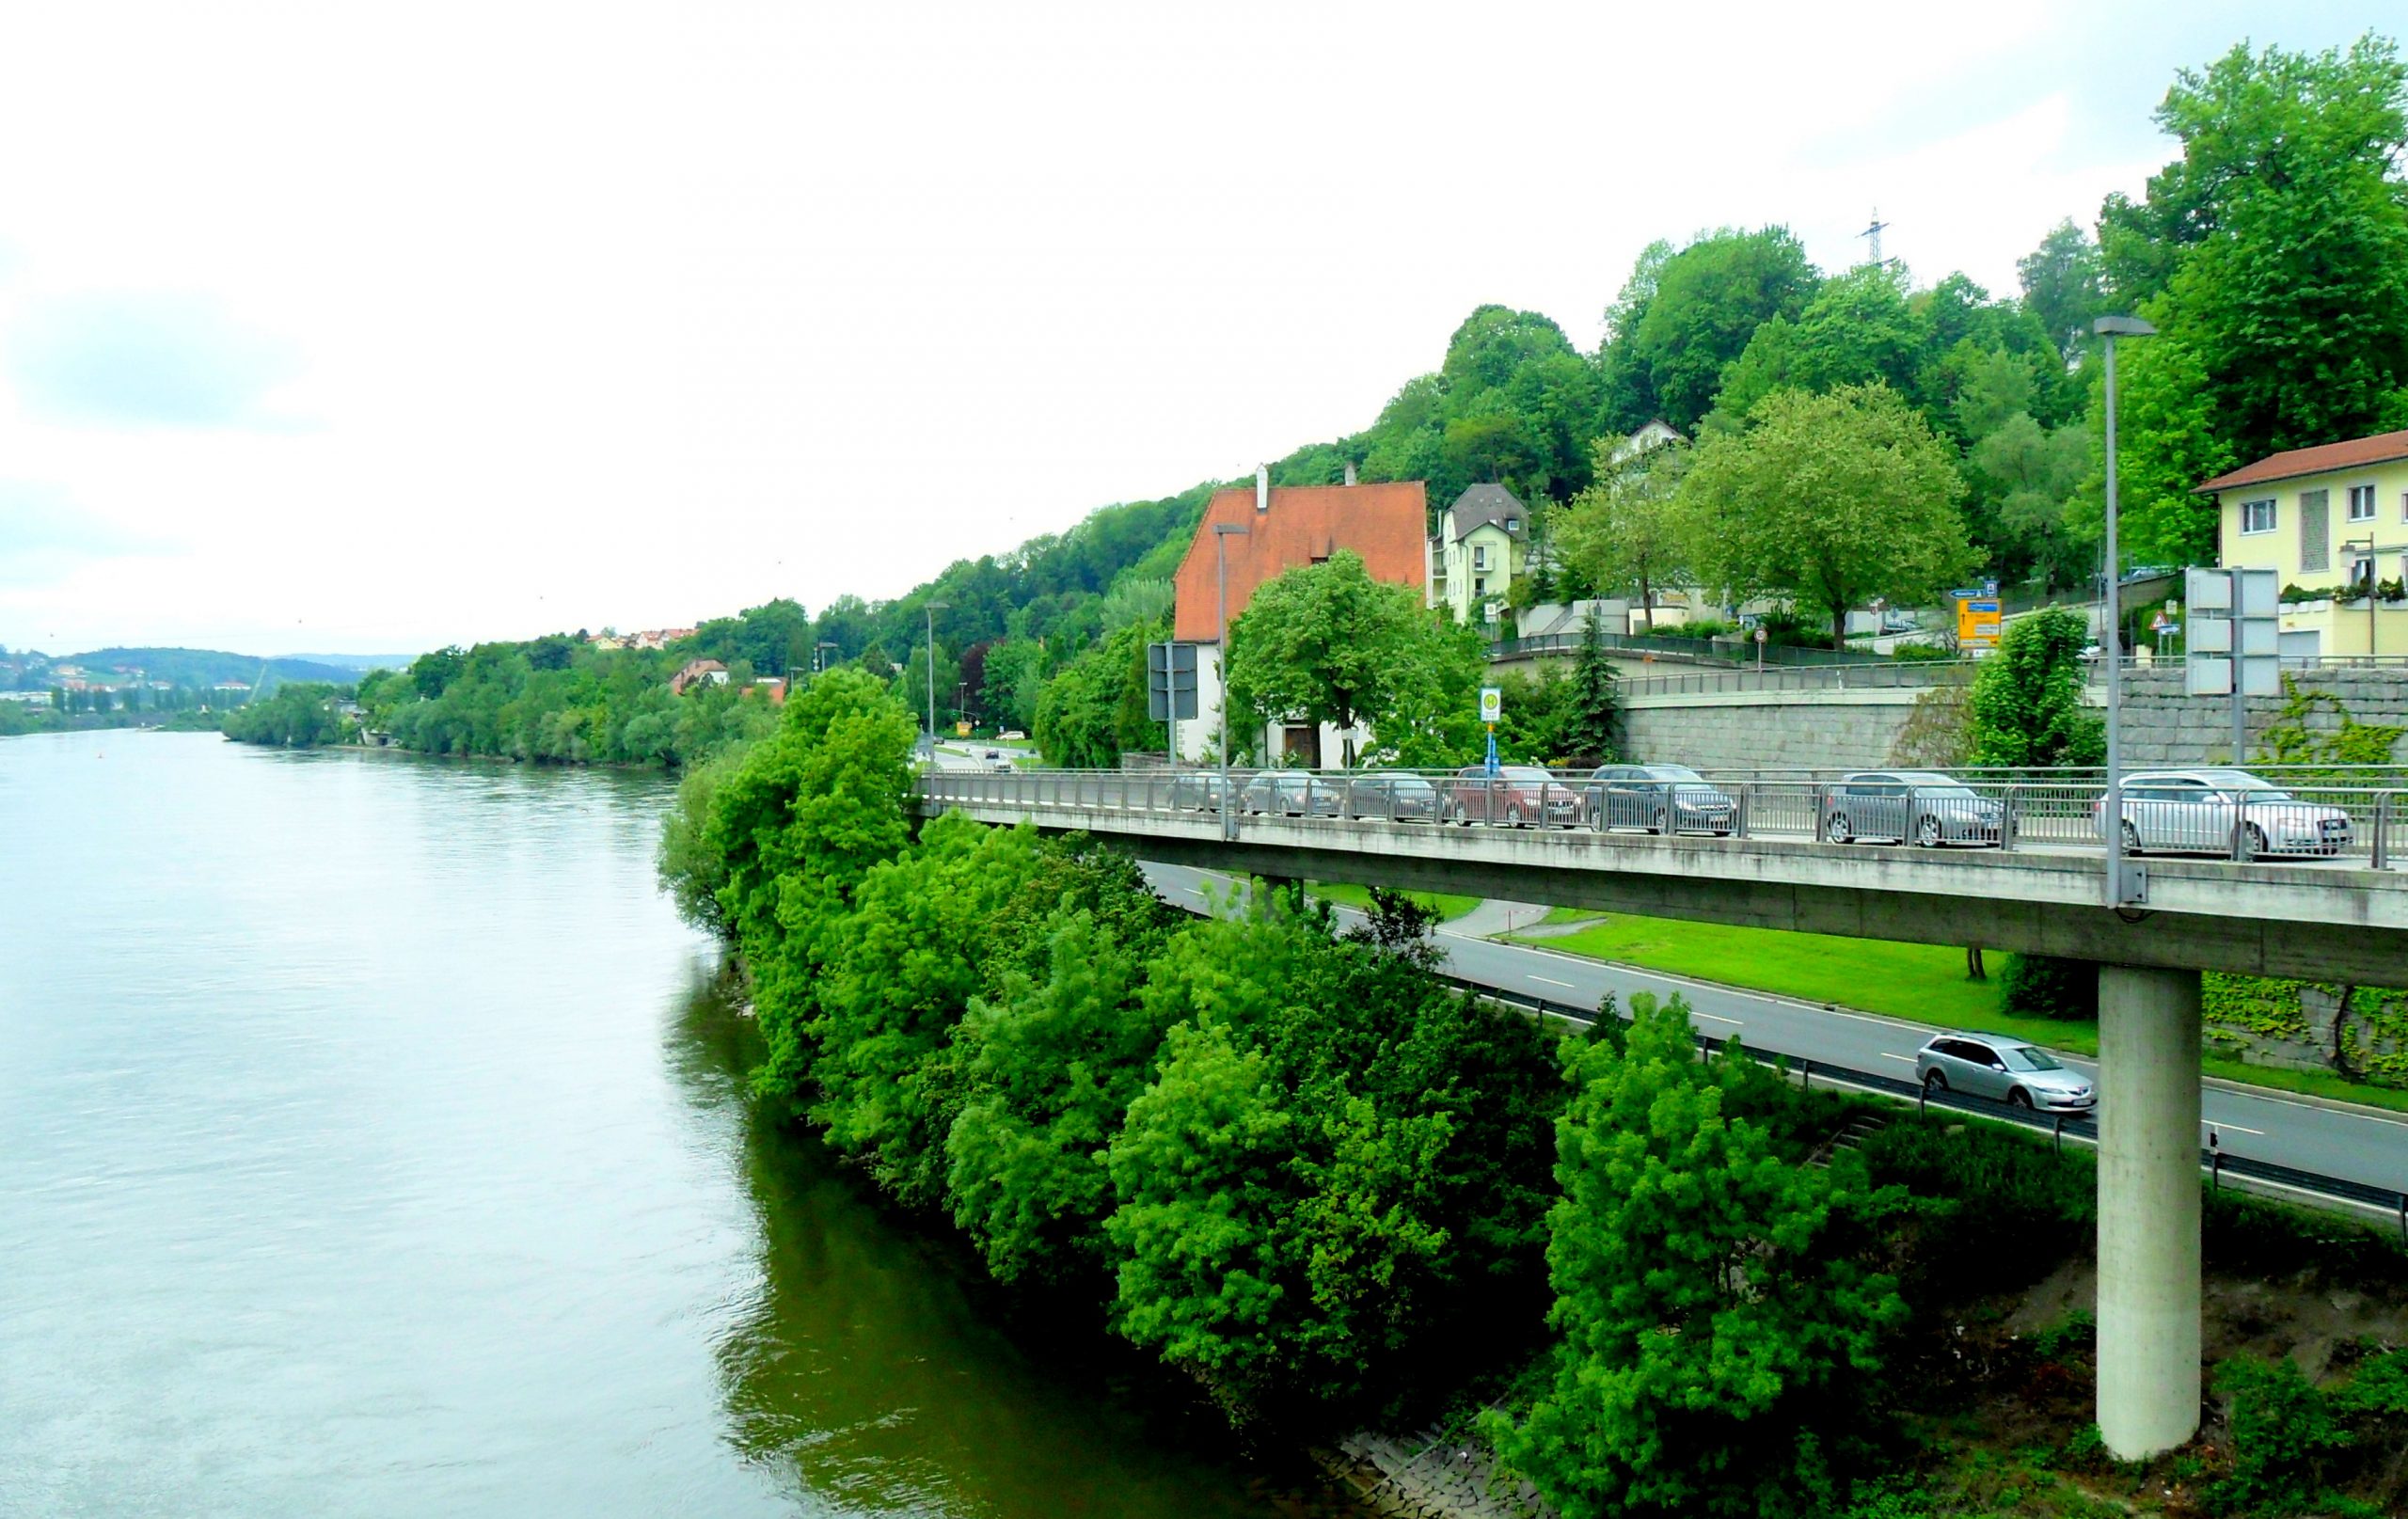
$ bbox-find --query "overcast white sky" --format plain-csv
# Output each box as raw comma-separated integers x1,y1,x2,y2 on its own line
0,1,2380,657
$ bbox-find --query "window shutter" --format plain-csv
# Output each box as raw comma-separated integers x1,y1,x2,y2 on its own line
2299,488,2329,574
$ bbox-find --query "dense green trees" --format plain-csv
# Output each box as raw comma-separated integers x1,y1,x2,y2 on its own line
1966,606,2104,768
219,682,350,747
1492,993,1909,1519
1033,618,1162,767
1608,228,1820,432
1557,432,1689,630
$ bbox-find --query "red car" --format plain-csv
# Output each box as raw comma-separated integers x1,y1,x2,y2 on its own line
1443,766,1583,828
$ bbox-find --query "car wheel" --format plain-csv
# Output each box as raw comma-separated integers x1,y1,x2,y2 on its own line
1829,813,1853,844
1505,804,1528,828
2008,1088,2034,1111
1922,1068,1948,1094
1652,807,1670,835
1443,800,1465,826
1916,814,1943,847
2119,820,2143,856
2242,823,2269,860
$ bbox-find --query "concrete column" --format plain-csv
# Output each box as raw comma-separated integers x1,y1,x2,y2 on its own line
2095,962,2203,1460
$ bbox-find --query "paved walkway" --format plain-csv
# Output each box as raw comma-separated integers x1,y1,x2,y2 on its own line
1446,898,1550,939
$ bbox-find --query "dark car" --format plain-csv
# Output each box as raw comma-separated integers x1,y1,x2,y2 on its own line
1239,772,1344,817
1344,772,1441,821
1585,763,1737,835
1823,771,2003,847
1443,766,1583,828
1166,772,1230,813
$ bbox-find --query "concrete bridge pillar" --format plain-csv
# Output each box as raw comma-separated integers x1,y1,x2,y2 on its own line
2095,962,2203,1460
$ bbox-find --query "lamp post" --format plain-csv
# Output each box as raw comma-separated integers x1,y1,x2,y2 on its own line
923,601,948,760
2096,314,2156,907
814,640,839,673
2343,536,2378,657
1214,522,1248,840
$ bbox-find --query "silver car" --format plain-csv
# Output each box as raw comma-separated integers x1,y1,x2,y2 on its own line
1823,771,2004,847
1344,772,1440,821
1915,1034,2095,1114
2096,768,2354,859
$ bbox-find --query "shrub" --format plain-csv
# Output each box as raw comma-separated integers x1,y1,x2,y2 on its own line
2000,955,2099,1021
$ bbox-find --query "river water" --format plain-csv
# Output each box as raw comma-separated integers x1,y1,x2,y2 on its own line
0,733,1320,1518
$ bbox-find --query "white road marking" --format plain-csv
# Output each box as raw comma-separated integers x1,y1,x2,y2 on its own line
2206,1120,2266,1136
1691,1012,1743,1025
1878,1052,1917,1063
1526,975,1576,989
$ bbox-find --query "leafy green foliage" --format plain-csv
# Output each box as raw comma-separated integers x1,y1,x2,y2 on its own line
1557,433,1689,629
1492,992,1910,1519
1966,607,2103,768
1682,384,1974,650
2000,955,2099,1022
1614,228,1820,431
1033,617,1162,767
219,681,350,747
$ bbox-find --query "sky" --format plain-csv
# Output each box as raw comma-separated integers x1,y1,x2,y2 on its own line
0,1,2384,658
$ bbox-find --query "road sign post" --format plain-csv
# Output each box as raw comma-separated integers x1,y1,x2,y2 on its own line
2184,567,2277,763
1148,641,1199,767
1479,685,1501,773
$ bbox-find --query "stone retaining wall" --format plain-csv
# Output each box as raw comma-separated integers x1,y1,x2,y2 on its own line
2119,667,2408,767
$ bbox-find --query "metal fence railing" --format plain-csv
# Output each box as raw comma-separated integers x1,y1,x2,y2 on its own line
917,766,2406,872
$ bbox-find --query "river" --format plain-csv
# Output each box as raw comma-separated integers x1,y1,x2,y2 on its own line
0,733,1336,1518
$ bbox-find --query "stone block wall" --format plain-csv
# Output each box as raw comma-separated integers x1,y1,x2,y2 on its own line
2117,667,2408,767
1620,692,1920,771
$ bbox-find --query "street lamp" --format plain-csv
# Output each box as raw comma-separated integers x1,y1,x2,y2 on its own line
814,640,839,673
923,601,949,759
2096,313,2156,907
1214,522,1249,840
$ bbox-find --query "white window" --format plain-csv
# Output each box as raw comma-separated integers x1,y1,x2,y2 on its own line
2348,483,2377,521
1472,545,1489,571
2240,498,2276,534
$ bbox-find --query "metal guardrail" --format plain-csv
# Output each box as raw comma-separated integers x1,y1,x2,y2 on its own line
1442,973,2408,1230
920,766,2406,872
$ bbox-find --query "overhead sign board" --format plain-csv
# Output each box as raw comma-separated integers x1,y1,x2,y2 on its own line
2184,567,2279,698
1146,641,1199,721
1954,591,2002,648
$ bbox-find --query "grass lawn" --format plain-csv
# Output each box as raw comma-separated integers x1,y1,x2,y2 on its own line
1308,881,1481,923
1508,913,2408,1116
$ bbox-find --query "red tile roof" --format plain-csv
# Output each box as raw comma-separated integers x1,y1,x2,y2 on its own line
2195,431,2408,494
1172,482,1429,642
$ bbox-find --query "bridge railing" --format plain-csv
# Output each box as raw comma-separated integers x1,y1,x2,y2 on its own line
916,767,2405,873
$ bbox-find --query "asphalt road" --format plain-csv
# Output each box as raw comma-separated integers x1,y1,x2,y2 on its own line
1138,862,2408,1202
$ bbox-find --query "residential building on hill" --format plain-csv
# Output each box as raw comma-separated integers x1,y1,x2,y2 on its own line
2198,429,2408,657
669,658,729,696
1169,469,1428,765
1428,483,1529,628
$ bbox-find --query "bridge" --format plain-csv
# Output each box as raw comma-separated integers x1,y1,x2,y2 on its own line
915,766,2408,1463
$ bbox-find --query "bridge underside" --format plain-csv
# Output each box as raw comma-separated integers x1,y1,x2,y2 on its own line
926,801,2408,983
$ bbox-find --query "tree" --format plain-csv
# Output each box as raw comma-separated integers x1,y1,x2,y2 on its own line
1682,384,1974,649
409,645,466,699
1224,552,1475,768
1557,433,1689,631
1560,607,1621,764
1965,606,2103,768
1033,618,1159,767
2017,219,2106,355
1626,229,1820,430
1712,263,1924,423
1488,993,1909,1519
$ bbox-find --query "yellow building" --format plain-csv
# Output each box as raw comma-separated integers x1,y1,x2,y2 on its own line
2198,429,2408,657
1427,483,1530,628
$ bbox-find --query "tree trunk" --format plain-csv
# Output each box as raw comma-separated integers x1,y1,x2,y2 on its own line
1831,604,1849,651
1966,946,1987,982
1640,574,1654,632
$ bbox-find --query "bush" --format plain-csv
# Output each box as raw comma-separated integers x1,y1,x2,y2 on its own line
2000,955,2099,1021
1889,641,1956,662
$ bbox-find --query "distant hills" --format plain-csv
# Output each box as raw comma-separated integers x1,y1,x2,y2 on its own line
276,652,419,674
55,647,364,688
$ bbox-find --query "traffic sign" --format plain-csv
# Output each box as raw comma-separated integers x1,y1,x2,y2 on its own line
1147,641,1198,721
1479,685,1502,724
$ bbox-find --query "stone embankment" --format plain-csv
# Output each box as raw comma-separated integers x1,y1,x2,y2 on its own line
1318,1424,1555,1519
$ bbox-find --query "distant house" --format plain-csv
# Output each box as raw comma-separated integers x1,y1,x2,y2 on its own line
1169,468,1429,766
752,676,788,704
2198,428,2408,657
631,627,697,652
588,634,626,652
670,659,729,696
1428,483,1530,627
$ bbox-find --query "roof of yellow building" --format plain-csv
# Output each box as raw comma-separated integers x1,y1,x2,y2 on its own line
2195,430,2408,494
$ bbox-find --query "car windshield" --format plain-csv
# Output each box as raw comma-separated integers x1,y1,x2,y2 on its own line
2192,771,2293,799
1646,765,1704,781
1899,773,1976,797
2002,1046,2063,1072
1503,767,1556,783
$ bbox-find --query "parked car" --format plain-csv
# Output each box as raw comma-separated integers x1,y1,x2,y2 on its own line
1585,763,1737,835
1822,771,2003,847
1443,766,1583,828
1167,772,1230,813
1880,611,1919,634
1914,1033,2095,1114
1239,772,1343,817
1344,771,1441,821
2095,768,2354,859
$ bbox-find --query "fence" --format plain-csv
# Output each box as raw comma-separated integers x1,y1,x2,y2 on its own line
918,766,2406,872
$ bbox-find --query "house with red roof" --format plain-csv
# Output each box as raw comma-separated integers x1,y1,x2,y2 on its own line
2197,429,2408,657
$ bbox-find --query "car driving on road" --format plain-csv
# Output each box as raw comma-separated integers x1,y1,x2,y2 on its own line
2095,768,2354,859
1585,763,1737,835
1915,1033,2094,1114
1823,771,2004,847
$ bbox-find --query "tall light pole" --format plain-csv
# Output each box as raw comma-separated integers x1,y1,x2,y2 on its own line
924,601,948,759
2096,314,2155,907
1214,521,1248,840
815,640,839,673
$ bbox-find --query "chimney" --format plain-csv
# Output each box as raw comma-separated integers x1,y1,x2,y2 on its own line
1255,464,1270,513
1343,460,1357,486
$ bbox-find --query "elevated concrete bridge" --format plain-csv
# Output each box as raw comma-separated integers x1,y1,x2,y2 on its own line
915,767,2408,1462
